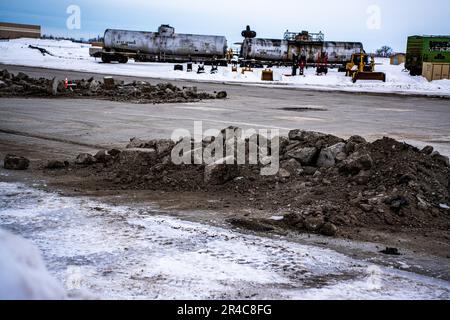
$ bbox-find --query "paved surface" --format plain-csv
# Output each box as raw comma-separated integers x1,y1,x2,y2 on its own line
1,64,450,158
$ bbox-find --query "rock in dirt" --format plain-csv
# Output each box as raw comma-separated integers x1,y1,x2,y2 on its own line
339,152,373,175
15,72,29,81
281,159,303,175
127,137,150,149
108,149,122,157
103,77,115,90
283,213,305,228
94,150,112,163
316,143,346,168
277,168,291,178
155,140,175,155
289,130,343,149
385,195,409,212
335,152,347,162
45,160,67,170
380,247,401,256
89,80,101,93
3,154,30,170
421,145,434,155
320,223,338,237
304,216,325,232
345,135,367,154
1,69,12,80
216,91,227,99
289,130,325,142
126,138,174,155
431,152,450,167
317,148,335,168
348,135,367,144
328,142,346,156
303,166,317,176
286,147,318,166
75,153,97,165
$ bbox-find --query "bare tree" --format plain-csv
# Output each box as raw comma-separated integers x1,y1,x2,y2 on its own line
376,46,393,58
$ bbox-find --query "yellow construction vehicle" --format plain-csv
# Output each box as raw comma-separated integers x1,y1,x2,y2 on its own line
346,52,386,83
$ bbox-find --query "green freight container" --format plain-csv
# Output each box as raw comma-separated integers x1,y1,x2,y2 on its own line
405,35,450,76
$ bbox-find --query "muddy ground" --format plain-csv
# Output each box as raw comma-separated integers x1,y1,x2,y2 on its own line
3,127,449,260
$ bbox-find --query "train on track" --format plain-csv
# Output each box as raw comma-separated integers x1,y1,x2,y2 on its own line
93,25,365,69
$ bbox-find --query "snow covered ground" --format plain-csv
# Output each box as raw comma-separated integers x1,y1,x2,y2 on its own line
0,181,449,300
1,38,450,96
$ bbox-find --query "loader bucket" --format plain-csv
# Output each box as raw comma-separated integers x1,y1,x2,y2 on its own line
352,72,386,83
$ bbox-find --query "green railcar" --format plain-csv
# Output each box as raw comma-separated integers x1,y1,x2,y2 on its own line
405,36,450,76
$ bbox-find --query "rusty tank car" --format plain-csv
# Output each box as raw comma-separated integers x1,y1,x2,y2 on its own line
240,38,364,68
239,26,364,69
101,25,228,64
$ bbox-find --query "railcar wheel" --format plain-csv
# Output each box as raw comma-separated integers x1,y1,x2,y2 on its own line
118,56,128,64
101,54,111,63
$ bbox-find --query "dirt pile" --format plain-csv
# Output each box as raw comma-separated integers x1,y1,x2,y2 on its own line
0,69,226,103
41,128,450,237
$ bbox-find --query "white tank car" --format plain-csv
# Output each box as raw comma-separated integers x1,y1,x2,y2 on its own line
103,25,227,63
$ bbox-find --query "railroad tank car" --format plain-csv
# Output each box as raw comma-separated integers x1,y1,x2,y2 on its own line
240,39,289,61
240,38,364,65
102,25,227,63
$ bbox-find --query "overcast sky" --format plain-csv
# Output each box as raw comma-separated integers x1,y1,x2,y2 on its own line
1,0,449,52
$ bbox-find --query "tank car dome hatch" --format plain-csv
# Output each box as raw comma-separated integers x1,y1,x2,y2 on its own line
158,24,175,37
242,26,257,39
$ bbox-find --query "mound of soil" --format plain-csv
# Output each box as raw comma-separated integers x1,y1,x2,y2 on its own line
0,69,225,104
39,128,450,237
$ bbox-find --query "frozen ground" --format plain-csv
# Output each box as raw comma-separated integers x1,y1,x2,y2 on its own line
0,181,449,300
1,38,449,96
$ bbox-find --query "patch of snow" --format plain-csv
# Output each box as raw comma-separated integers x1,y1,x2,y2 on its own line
439,204,449,210
0,228,66,300
1,38,449,96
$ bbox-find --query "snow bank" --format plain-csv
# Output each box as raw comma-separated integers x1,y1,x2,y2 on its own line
0,228,66,300
0,38,449,96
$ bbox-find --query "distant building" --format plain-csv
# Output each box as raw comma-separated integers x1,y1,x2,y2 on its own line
390,53,406,65
0,22,41,39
